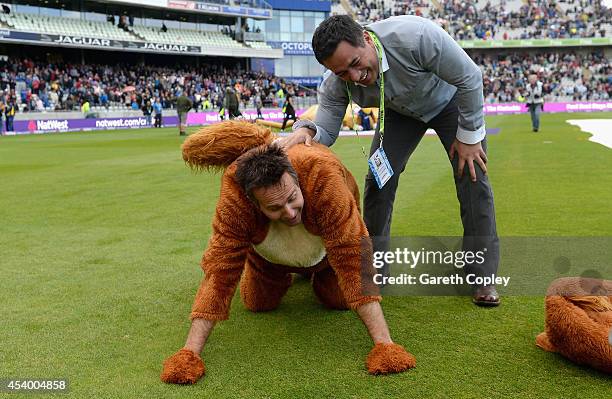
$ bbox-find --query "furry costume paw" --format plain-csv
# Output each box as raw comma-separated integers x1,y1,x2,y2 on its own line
366,343,416,375
161,349,206,384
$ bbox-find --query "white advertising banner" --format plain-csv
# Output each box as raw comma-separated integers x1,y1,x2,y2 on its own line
103,0,168,8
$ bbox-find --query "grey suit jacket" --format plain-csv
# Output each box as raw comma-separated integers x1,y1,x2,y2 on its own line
313,15,486,146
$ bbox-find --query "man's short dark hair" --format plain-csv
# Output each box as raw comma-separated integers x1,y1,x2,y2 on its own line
235,145,299,203
312,15,365,65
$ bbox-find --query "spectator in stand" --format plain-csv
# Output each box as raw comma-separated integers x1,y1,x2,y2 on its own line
0,98,4,135
5,100,15,132
255,91,263,119
153,98,163,128
194,91,202,111
142,100,153,126
100,91,109,109
276,85,285,109
202,96,212,110
81,99,90,116
176,92,193,136
223,86,242,119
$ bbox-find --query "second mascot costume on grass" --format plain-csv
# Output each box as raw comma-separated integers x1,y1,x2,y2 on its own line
161,121,415,384
537,277,612,374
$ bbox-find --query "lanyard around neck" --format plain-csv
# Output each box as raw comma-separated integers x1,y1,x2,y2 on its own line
345,30,385,149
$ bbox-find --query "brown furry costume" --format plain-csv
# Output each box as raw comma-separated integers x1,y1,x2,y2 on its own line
161,121,415,383
536,277,612,374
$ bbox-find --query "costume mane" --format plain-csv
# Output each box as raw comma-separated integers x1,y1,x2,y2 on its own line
182,121,274,171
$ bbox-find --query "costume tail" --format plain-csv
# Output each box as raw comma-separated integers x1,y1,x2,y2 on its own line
182,120,274,171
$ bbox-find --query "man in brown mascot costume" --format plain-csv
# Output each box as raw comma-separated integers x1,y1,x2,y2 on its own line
161,120,416,384
537,277,612,374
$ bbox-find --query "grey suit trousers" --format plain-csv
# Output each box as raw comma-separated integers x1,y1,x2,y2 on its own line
363,97,500,282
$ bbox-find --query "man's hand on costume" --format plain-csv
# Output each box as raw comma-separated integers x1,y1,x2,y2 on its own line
366,343,416,375
276,127,314,150
160,348,205,384
449,139,488,182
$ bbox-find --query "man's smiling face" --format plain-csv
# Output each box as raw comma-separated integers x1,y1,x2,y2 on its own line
252,172,304,227
323,32,379,86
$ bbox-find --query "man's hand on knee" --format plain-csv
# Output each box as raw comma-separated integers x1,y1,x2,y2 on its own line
449,139,488,182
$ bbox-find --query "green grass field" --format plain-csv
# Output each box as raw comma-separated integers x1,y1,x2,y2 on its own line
1,112,611,398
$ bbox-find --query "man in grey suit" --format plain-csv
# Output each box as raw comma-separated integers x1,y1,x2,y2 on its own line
281,15,500,306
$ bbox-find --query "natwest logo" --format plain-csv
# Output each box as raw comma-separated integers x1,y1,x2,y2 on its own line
36,119,69,130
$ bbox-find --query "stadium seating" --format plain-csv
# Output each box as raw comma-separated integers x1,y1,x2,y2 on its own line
334,0,611,40
0,12,250,49
131,26,244,48
245,41,274,49
2,13,135,41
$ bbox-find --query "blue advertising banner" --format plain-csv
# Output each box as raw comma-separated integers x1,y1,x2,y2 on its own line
267,0,330,12
248,8,272,17
222,6,247,15
0,29,41,41
268,41,314,56
287,76,323,86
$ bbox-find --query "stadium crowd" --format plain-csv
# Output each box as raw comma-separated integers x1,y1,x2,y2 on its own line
346,0,430,23
432,0,610,40
342,0,610,40
0,58,307,113
3,49,608,115
475,50,611,103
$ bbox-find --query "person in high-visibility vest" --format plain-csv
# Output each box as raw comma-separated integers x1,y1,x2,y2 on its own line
276,86,285,109
81,100,90,115
218,106,225,121
0,101,5,135
5,100,15,132
202,97,212,110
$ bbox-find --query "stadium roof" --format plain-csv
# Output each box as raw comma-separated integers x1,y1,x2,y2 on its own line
8,0,272,23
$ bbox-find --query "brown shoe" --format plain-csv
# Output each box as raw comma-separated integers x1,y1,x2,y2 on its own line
472,285,500,307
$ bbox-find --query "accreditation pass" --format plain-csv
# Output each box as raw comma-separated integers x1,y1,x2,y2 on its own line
368,147,394,189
